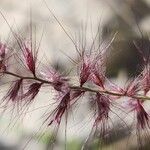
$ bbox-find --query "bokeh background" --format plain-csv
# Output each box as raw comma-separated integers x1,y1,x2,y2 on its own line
0,0,150,149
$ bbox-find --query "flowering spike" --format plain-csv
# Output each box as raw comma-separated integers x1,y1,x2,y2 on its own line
5,79,23,102
0,43,6,59
140,65,150,95
70,90,84,100
0,43,8,73
23,82,42,101
125,99,150,147
94,93,110,125
47,89,84,126
48,92,70,126
80,59,91,87
40,66,69,92
0,61,6,73
88,93,111,143
91,69,105,89
79,50,106,88
136,100,150,129
125,77,141,96
123,98,148,128
22,43,36,76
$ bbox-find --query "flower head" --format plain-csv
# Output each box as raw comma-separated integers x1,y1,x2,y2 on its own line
140,64,150,95
70,90,84,100
4,79,23,102
48,91,71,126
23,82,42,102
94,93,110,125
47,88,84,126
0,42,8,73
125,77,141,96
124,98,150,147
22,42,37,76
90,63,105,89
40,66,69,92
0,43,6,60
79,56,91,87
92,93,111,140
79,52,106,88
135,100,150,129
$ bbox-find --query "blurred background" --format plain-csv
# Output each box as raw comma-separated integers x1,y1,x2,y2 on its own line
0,0,150,149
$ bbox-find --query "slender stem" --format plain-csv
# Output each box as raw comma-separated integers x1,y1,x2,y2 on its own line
4,71,53,84
3,71,150,101
70,86,150,100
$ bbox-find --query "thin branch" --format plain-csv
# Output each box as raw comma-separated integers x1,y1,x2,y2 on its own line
4,71,52,84
2,71,150,101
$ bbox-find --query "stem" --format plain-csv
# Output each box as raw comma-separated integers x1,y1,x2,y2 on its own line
3,71,150,101
4,71,53,84
70,86,150,100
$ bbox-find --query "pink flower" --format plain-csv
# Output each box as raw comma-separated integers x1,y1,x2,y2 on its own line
0,43,6,59
122,98,149,129
93,93,111,138
130,100,150,148
70,90,84,100
4,79,23,102
23,82,42,101
40,66,69,92
124,77,141,96
0,61,6,73
125,98,150,147
140,65,150,95
79,53,106,88
79,56,91,87
48,92,70,125
136,100,150,129
90,68,105,89
90,55,106,88
94,93,110,125
22,42,37,76
0,42,8,73
46,89,84,126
